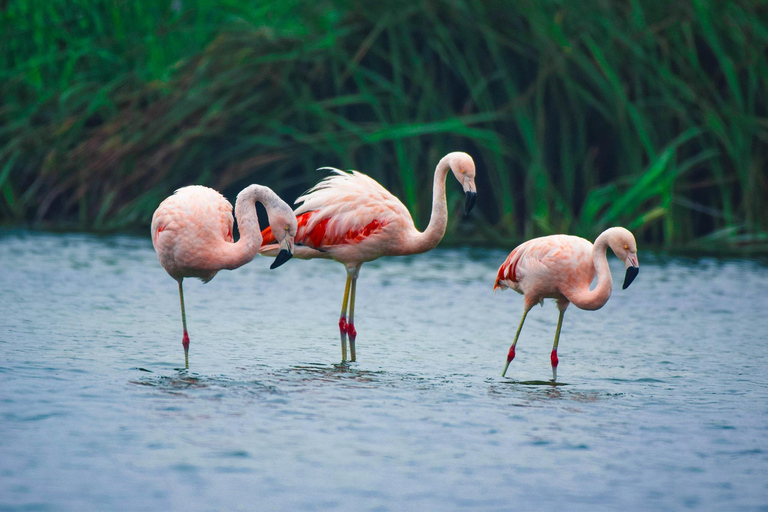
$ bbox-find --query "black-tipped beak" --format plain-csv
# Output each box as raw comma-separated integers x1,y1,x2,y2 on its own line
270,249,293,269
623,266,639,289
464,191,477,216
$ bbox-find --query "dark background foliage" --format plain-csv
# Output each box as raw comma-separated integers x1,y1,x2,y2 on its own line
2,0,767,250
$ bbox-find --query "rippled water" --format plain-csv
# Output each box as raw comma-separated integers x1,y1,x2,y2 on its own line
1,230,767,511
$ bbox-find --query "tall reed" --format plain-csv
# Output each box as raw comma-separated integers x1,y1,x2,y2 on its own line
1,0,766,249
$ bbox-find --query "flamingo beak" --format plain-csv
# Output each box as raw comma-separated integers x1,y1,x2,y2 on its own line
270,239,294,269
464,191,477,216
623,254,639,289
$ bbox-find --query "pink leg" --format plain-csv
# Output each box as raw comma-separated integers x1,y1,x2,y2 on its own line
339,315,349,361
182,330,190,369
178,280,190,370
502,306,531,377
551,305,566,382
348,273,358,362
550,349,559,381
338,265,361,363
338,272,352,362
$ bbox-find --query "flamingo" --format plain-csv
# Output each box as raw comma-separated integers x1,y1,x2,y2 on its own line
494,227,640,381
151,184,297,368
261,152,477,362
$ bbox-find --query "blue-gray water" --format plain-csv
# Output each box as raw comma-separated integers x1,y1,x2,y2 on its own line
1,230,767,511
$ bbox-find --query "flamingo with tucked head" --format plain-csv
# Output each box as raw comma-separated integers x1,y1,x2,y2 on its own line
494,227,640,381
151,184,297,368
261,152,477,362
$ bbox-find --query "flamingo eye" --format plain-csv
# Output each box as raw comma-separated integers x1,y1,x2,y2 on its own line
624,244,629,250
285,225,290,232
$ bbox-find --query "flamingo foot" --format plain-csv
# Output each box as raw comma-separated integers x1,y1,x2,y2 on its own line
339,317,348,362
550,349,559,382
348,323,357,362
182,331,190,370
502,346,515,377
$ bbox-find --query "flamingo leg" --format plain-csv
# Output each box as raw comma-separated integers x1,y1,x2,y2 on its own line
502,306,531,377
348,273,358,362
551,308,565,382
178,279,190,370
338,272,353,362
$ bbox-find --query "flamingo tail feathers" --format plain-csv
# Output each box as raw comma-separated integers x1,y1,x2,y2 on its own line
494,248,521,290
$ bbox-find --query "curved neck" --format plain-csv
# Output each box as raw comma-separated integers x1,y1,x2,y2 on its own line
219,185,277,270
568,234,613,310
408,156,452,254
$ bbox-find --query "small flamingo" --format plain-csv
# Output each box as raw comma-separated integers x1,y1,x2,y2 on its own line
494,227,640,381
261,152,477,362
151,185,297,368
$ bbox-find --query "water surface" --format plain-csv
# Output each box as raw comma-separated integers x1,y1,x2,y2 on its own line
1,231,767,511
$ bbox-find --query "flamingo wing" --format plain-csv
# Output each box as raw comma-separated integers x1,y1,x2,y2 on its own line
494,240,533,291
495,235,588,292
262,169,411,250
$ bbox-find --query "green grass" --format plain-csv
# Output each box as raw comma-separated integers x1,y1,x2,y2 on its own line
2,0,767,251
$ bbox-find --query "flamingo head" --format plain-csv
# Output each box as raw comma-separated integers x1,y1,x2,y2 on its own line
605,227,639,289
269,205,298,269
445,152,477,216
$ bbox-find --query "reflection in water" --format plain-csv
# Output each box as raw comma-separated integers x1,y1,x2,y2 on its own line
487,382,602,405
130,370,281,398
131,371,218,390
288,363,384,384
129,364,389,398
1,232,768,510
507,379,569,387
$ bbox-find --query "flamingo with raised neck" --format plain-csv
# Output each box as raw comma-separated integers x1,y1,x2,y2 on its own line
261,152,478,362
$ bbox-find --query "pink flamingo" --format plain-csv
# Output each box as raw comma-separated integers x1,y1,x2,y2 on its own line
261,152,477,362
151,185,297,368
494,227,640,381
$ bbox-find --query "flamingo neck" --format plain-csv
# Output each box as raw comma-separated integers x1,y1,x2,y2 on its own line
219,185,277,270
568,233,613,311
408,156,451,254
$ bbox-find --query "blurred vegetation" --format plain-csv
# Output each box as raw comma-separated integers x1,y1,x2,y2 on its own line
2,0,768,250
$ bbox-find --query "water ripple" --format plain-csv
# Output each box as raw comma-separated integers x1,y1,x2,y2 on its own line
1,232,767,511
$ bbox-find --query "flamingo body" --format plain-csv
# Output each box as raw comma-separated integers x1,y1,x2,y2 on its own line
151,184,297,368
495,235,596,308
495,227,640,380
152,186,235,282
262,170,420,264
261,153,478,362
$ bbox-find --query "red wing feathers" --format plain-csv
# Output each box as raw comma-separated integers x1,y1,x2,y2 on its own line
261,211,386,249
260,226,275,246
298,213,386,249
260,212,313,246
494,248,521,290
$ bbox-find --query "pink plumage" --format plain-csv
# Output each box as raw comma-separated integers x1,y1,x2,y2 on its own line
495,227,640,381
261,152,478,362
293,170,410,257
262,170,410,262
152,186,235,283
151,184,297,369
494,235,595,303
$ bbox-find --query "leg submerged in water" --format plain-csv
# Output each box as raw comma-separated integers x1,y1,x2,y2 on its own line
502,305,532,377
178,279,190,369
338,271,352,362
348,268,359,362
551,302,568,382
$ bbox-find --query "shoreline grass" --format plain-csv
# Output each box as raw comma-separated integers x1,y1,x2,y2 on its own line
2,1,767,251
